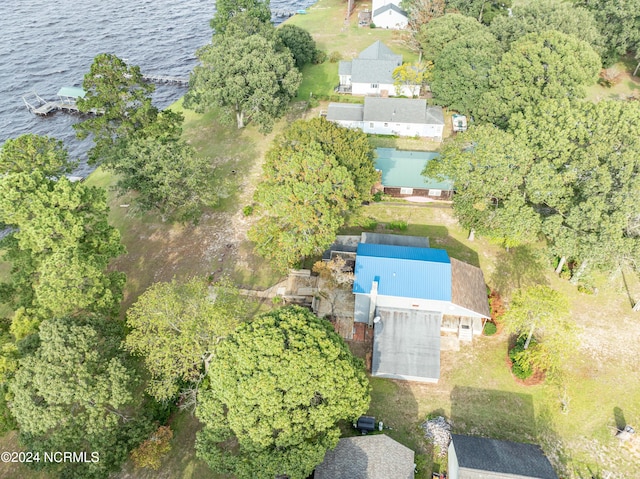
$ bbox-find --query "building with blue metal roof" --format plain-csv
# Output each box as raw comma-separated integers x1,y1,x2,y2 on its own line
350,235,490,383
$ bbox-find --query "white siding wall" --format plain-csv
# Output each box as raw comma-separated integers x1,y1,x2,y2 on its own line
448,442,460,479
351,82,397,96
363,120,428,137
339,74,351,86
373,9,408,29
374,294,487,319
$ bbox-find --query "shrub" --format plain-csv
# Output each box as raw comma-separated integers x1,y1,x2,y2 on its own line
373,191,384,202
313,50,327,64
369,22,376,28
308,97,320,109
130,426,173,471
488,290,505,322
508,336,534,380
242,205,254,217
483,322,497,336
577,283,595,295
388,220,408,231
328,51,342,63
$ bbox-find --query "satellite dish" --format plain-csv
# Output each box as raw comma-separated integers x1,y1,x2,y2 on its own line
373,316,381,323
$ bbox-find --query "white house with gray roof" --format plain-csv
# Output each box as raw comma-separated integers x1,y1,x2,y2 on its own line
372,0,408,29
326,97,445,140
338,41,417,96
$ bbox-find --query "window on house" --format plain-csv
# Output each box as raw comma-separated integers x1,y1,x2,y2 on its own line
428,189,442,197
400,187,413,195
384,122,388,127
369,122,374,128
371,83,378,88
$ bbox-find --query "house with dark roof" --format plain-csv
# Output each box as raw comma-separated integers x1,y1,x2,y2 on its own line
314,435,415,479
448,434,558,479
351,234,490,383
326,97,444,140
375,147,453,199
372,0,408,29
338,41,416,96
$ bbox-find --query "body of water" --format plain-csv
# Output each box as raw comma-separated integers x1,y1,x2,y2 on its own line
0,0,315,177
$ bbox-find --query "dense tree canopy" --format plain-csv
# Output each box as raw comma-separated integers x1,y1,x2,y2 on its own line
576,0,640,66
210,0,271,34
417,13,487,62
0,134,76,178
478,30,601,128
430,29,502,115
115,110,221,222
489,1,604,56
0,151,125,319
9,316,145,479
445,0,512,25
185,30,301,132
249,141,357,271
511,99,640,272
248,119,375,271
277,24,318,69
195,306,370,479
125,278,249,402
425,124,540,246
75,53,157,166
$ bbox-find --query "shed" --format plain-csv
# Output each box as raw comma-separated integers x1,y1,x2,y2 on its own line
448,434,558,479
314,435,415,479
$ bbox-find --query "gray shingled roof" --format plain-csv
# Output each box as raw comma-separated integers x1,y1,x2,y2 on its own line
338,60,352,76
339,41,403,84
373,2,408,18
361,232,430,248
351,58,400,84
363,97,424,124
451,434,558,479
372,308,441,382
315,435,415,479
450,258,490,318
426,106,445,125
327,103,364,122
358,40,401,61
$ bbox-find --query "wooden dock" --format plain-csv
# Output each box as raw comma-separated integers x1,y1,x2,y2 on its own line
23,91,101,116
142,74,189,86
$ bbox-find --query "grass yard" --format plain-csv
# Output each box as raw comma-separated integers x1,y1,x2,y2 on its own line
586,55,640,102
286,0,418,100
344,201,640,478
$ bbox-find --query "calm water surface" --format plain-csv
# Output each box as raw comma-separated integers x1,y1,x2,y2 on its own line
1,0,314,176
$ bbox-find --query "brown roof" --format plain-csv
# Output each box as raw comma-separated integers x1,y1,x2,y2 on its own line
450,258,490,318
315,435,415,479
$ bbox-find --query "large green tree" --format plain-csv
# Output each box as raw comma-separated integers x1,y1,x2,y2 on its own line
210,0,271,34
445,0,512,25
430,29,503,115
511,99,640,275
195,306,370,479
0,134,76,178
478,30,601,128
75,53,157,166
0,166,125,319
125,277,249,403
417,13,487,62
249,141,357,271
277,24,318,69
115,110,221,222
185,30,301,132
9,316,144,479
424,124,540,246
576,0,640,66
489,0,604,56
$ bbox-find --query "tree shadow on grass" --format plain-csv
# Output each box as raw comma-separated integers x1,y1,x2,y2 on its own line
490,245,548,297
536,403,572,478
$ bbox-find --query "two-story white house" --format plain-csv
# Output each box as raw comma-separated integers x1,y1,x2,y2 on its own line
337,41,417,96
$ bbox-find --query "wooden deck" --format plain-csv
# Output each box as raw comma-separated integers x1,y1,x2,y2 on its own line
23,92,101,116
